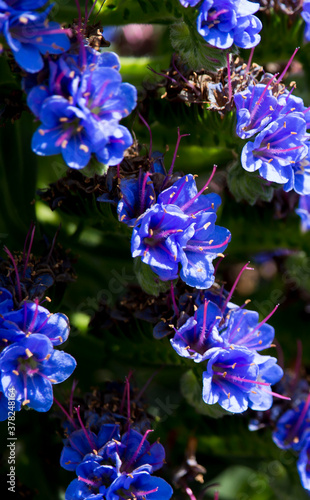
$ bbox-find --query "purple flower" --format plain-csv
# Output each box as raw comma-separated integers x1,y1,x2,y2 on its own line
202,347,283,413
202,346,258,413
297,434,310,492
116,173,156,227
221,308,275,351
170,299,223,362
0,301,70,346
296,194,310,231
132,174,231,288
0,287,14,316
234,83,278,140
241,113,308,185
27,48,137,169
66,459,117,500
60,424,120,472
0,334,76,411
0,1,70,72
272,400,310,452
107,470,173,500
197,0,261,49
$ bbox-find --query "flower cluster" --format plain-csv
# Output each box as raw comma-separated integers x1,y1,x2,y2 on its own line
23,46,137,170
179,0,262,49
0,0,70,72
0,289,76,418
59,382,173,500
168,267,286,414
235,78,310,194
99,166,231,289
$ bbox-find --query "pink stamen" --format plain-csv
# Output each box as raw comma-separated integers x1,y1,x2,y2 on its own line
27,298,40,334
260,388,291,401
226,53,232,102
125,429,153,470
75,406,97,451
170,282,179,317
87,0,99,19
135,487,159,497
213,254,224,275
138,113,153,159
77,476,97,486
167,127,190,176
171,55,201,97
250,304,279,335
4,246,22,303
246,47,255,74
185,486,197,500
287,392,310,443
221,262,252,313
249,74,278,122
275,47,299,84
22,222,35,264
23,225,36,278
53,398,78,429
147,65,177,84
140,172,151,212
180,164,217,212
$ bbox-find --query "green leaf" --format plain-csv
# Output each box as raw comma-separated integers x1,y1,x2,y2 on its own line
134,257,176,296
180,369,230,418
227,162,274,206
170,20,230,71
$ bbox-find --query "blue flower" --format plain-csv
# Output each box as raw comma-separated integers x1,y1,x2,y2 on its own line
241,113,308,185
272,400,310,452
66,458,118,500
0,287,14,316
283,152,310,195
60,424,120,471
202,346,258,413
65,427,173,500
221,308,275,352
234,83,278,140
132,174,231,288
115,173,156,227
202,347,283,413
170,299,223,362
197,0,261,49
106,470,173,500
27,47,137,169
302,0,310,42
0,301,70,346
297,434,310,492
0,334,76,411
0,1,70,72
296,194,310,231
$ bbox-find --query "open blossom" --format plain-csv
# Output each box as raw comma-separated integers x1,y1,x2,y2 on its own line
131,174,231,288
0,0,70,72
202,347,283,413
27,47,137,169
196,0,262,49
0,334,76,411
241,113,308,185
65,428,173,500
170,299,223,362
